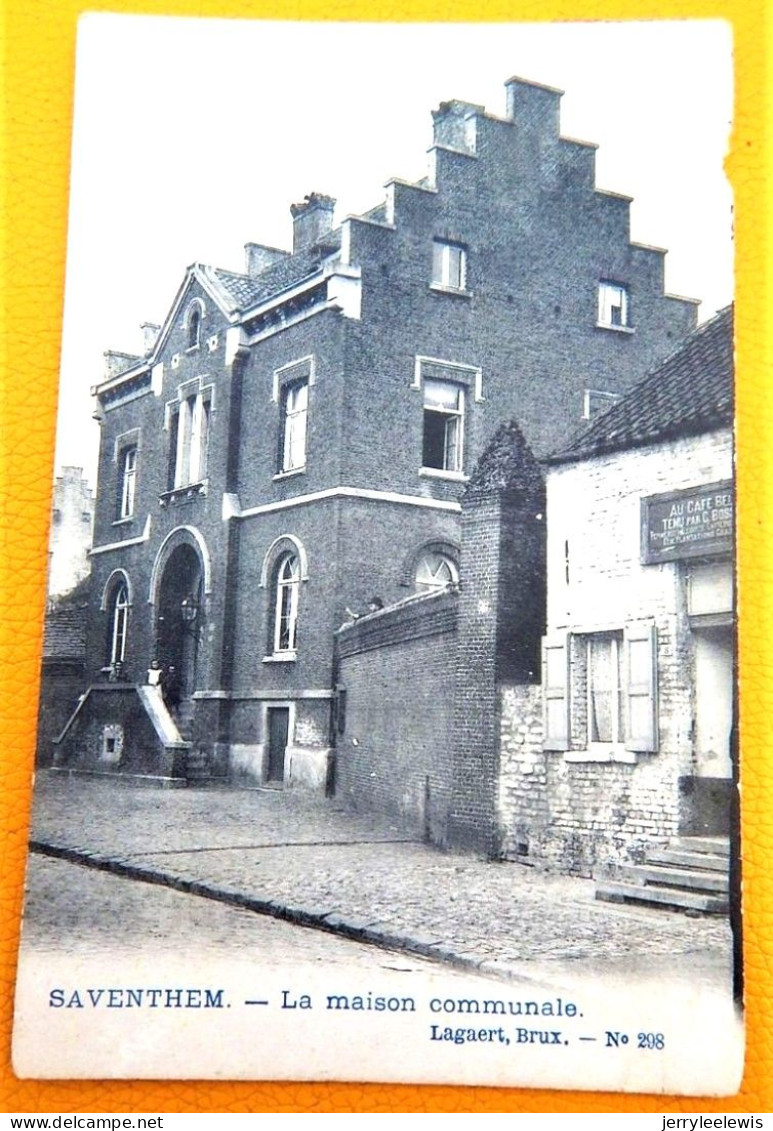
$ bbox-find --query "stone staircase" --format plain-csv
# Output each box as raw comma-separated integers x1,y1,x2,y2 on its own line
174,700,214,783
595,836,730,915
175,699,195,741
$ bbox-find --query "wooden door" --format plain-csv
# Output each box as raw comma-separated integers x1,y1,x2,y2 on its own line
266,707,289,783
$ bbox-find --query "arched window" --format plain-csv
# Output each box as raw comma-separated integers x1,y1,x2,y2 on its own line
415,551,459,593
108,582,130,666
273,553,300,654
187,305,202,350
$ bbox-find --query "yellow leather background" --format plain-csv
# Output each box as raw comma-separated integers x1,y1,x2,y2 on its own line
1,0,770,1113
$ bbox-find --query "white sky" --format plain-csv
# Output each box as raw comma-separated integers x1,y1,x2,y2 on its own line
57,16,734,484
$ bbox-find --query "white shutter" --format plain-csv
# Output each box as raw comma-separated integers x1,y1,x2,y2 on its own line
543,633,570,751
624,622,658,753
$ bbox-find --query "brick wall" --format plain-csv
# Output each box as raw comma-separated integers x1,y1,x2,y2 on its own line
335,591,457,839
448,422,545,855
447,497,502,853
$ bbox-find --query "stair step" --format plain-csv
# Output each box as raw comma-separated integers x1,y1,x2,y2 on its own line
668,836,730,856
620,864,729,894
595,881,728,915
185,747,215,782
645,848,727,872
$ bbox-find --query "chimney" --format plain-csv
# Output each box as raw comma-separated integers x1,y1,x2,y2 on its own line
290,193,336,254
505,77,563,141
103,350,141,380
140,322,160,354
431,100,482,154
244,242,290,277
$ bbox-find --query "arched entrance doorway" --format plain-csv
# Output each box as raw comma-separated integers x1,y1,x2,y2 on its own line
155,543,204,701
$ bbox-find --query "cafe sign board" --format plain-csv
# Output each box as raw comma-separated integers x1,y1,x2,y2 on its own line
641,479,733,564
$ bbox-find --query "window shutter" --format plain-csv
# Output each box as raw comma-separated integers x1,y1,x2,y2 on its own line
543,633,570,751
624,622,658,753
167,411,179,491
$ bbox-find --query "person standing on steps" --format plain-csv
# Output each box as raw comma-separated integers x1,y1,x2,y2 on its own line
161,663,181,716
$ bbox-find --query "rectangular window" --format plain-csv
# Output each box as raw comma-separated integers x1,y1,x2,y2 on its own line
170,393,210,489
582,388,621,420
543,625,658,759
422,379,464,473
587,633,626,746
432,240,467,291
118,445,137,519
598,282,630,328
280,381,308,472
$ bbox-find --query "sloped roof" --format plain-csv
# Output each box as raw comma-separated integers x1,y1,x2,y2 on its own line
465,419,544,504
212,235,342,312
549,305,733,464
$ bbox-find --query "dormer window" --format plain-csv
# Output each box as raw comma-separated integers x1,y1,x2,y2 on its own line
432,240,467,291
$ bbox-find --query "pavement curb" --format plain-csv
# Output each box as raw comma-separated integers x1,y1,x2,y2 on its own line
29,839,531,985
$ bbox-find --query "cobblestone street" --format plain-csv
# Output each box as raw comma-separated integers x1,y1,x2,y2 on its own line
24,856,480,979
27,773,735,992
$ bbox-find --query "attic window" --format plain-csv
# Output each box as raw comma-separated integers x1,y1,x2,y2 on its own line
188,307,202,350
432,241,467,291
185,299,206,350
597,282,631,331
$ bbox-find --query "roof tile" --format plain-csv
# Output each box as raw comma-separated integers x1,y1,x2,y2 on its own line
550,305,733,463
212,235,342,311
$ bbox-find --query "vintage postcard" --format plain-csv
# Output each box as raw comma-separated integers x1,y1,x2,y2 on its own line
11,15,744,1095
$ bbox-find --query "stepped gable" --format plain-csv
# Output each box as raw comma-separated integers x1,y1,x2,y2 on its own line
464,419,544,506
550,305,733,464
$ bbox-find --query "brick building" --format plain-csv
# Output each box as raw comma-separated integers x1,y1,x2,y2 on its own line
537,305,734,889
335,306,734,902
55,76,698,785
